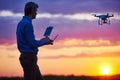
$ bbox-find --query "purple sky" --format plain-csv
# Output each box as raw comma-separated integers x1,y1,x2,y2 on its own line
0,0,120,45
0,0,120,13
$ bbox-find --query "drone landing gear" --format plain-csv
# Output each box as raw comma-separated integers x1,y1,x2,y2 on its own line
98,19,102,25
107,18,110,24
98,18,111,25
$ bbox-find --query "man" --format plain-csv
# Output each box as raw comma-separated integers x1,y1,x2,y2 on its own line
16,2,53,80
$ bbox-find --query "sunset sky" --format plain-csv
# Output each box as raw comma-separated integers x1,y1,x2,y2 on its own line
0,0,120,77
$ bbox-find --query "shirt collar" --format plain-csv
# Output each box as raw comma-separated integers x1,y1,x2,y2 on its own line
23,16,32,23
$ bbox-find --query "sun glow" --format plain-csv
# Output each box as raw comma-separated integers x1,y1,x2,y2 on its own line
99,63,113,76
102,67,110,75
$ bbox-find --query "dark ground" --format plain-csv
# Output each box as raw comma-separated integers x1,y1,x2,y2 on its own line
0,75,120,80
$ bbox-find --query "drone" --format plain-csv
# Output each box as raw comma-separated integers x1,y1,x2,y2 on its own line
94,13,114,25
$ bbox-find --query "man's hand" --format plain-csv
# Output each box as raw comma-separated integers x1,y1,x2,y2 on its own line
41,37,53,45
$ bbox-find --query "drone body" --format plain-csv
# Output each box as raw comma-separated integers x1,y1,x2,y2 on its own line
94,13,114,25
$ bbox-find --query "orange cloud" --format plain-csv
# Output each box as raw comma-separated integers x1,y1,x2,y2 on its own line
45,38,114,49
40,52,120,59
0,38,120,60
39,39,120,59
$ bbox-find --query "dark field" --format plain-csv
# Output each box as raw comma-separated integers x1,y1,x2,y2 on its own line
0,75,120,80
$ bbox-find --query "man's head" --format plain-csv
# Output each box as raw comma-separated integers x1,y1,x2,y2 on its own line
24,2,39,19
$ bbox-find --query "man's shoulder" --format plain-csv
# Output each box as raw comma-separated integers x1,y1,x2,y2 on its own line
18,19,32,26
21,19,31,23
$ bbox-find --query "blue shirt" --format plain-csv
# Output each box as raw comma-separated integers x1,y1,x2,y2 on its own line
16,16,44,53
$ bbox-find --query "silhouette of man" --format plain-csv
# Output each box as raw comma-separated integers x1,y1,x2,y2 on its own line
16,2,53,80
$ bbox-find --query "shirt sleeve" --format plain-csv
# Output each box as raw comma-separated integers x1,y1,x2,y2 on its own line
24,23,44,48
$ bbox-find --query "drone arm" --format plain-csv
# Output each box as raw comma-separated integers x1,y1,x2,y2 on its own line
94,15,99,17
93,14,100,17
109,14,114,17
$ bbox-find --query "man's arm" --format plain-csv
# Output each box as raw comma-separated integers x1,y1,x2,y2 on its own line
24,23,45,48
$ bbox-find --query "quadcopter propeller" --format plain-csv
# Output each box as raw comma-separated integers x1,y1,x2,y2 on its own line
92,14,97,17
111,14,114,17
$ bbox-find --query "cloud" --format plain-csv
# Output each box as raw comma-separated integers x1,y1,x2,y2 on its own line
37,39,120,59
0,38,16,45
37,13,96,21
7,55,16,58
40,52,120,59
0,10,120,21
0,10,120,45
59,39,111,47
37,38,120,59
0,44,19,59
0,40,120,60
45,39,120,50
72,39,109,47
0,10,23,17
